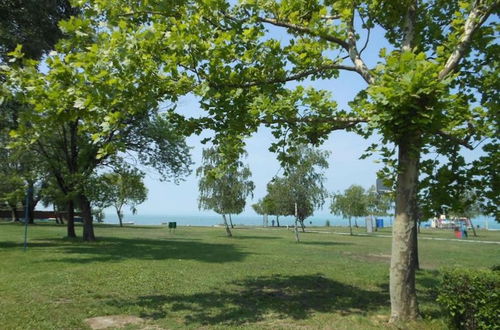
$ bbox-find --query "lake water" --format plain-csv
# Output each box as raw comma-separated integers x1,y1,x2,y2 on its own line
103,213,500,230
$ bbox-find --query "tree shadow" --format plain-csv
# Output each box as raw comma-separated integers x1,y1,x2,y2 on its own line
105,273,389,326
416,269,442,319
33,236,248,264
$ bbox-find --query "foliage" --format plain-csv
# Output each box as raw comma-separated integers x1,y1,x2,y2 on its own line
0,0,76,61
365,185,393,217
265,146,329,224
331,185,367,220
87,168,148,226
1,10,193,238
197,147,254,230
105,169,148,226
331,185,367,235
437,268,500,330
2,0,498,318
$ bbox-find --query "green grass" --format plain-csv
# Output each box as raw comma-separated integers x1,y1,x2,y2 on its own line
0,222,499,329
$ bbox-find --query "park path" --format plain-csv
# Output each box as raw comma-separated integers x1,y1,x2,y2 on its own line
307,230,500,245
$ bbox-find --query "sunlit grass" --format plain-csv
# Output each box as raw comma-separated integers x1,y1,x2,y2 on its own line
0,222,498,329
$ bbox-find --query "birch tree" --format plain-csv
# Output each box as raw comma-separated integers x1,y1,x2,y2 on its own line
197,147,255,236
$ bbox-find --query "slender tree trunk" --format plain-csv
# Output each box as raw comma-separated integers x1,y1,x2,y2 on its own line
294,203,300,242
222,214,232,237
348,217,353,236
276,216,280,227
354,218,358,228
229,214,234,228
67,199,76,238
54,204,63,224
80,194,95,241
469,218,477,237
294,219,300,242
390,137,420,323
299,219,305,232
117,208,123,227
53,204,59,224
10,205,19,222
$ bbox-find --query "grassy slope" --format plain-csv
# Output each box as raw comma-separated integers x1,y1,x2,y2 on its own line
0,222,498,329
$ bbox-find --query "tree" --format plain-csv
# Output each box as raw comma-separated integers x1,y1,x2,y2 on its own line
0,0,77,226
2,17,193,240
97,169,148,227
150,1,496,321
331,185,367,236
16,0,498,321
197,147,254,237
265,146,329,237
366,185,392,218
0,0,76,62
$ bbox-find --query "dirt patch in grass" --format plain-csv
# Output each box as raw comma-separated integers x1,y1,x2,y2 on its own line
85,315,144,329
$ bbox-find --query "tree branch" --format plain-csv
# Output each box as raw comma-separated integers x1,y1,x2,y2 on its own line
320,15,342,20
209,63,358,89
255,17,350,50
346,9,375,85
435,130,474,150
439,0,499,79
402,0,418,52
260,116,367,128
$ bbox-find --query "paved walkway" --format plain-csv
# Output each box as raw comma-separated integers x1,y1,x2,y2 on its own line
307,230,500,245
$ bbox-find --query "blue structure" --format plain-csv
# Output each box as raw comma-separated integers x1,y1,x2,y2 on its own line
376,218,384,228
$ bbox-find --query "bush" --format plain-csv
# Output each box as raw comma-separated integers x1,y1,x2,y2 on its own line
437,268,499,330
325,220,330,227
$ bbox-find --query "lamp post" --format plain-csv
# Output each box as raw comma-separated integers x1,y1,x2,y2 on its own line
23,185,33,251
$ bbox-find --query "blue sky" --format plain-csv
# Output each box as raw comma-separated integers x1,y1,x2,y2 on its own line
121,18,392,217
104,14,490,218
130,46,386,217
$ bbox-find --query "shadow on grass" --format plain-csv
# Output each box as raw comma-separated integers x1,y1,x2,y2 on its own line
23,236,249,264
106,274,389,325
416,269,442,319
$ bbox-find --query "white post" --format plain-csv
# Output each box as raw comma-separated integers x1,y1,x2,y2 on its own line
294,202,300,242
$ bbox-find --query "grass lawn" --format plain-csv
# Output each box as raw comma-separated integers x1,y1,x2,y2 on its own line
0,222,498,329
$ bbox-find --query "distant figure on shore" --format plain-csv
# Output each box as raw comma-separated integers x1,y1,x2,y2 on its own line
271,219,275,227
462,223,468,239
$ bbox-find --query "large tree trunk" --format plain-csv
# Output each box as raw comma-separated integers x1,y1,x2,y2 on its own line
229,214,234,228
390,137,420,322
80,194,95,241
222,214,232,237
66,199,76,238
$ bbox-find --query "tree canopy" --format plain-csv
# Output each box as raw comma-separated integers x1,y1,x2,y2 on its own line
197,147,255,236
0,0,76,61
0,0,497,322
